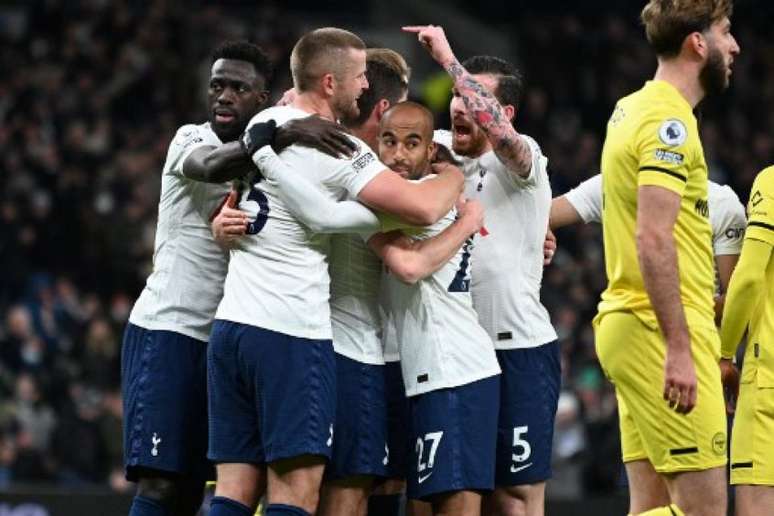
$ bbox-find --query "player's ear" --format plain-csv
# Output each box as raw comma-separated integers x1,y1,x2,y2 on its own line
685,31,707,59
321,73,336,97
375,99,391,121
503,104,516,123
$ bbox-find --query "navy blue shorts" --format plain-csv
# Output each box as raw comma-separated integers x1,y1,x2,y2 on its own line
326,353,389,480
207,320,336,465
495,341,561,486
407,375,500,501
121,323,213,481
385,361,410,479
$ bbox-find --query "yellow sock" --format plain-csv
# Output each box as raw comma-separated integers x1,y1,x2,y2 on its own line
635,505,685,516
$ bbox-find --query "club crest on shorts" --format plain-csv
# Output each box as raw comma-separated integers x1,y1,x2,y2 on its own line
658,119,687,147
151,432,162,457
712,432,726,456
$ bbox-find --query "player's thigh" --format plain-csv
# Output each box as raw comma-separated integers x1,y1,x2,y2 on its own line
664,466,726,516
595,312,727,474
207,320,263,465
256,331,336,464
494,342,560,488
122,324,211,481
406,375,499,502
318,475,373,516
326,354,388,482
486,482,546,516
730,372,774,486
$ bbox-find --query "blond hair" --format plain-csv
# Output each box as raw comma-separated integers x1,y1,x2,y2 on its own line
641,0,733,57
290,27,366,92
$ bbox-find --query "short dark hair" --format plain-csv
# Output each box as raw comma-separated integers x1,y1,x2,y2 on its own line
212,41,273,86
462,55,523,110
350,54,409,127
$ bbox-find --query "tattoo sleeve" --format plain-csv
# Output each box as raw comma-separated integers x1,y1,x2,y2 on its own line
445,58,532,178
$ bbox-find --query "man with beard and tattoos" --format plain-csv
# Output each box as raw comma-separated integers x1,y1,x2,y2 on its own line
592,2,740,515
207,29,464,516
404,25,557,516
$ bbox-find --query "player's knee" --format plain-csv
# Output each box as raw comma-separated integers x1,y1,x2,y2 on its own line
136,475,179,507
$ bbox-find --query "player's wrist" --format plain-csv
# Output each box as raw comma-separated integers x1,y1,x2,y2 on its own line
240,120,277,158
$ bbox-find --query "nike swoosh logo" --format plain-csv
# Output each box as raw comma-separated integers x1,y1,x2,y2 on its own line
417,471,433,484
511,462,533,473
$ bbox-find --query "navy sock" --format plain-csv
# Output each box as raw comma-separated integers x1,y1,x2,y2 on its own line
129,495,166,516
264,503,310,516
367,493,402,516
209,496,253,516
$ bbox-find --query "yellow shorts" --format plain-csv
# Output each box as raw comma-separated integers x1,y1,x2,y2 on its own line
594,311,727,473
730,349,774,485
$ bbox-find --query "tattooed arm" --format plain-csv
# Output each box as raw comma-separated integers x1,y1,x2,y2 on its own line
403,24,533,178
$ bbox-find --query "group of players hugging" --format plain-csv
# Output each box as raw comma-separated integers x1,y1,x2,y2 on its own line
118,1,774,516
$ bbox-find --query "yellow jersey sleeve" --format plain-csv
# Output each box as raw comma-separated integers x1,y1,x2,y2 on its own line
634,115,695,197
747,166,774,246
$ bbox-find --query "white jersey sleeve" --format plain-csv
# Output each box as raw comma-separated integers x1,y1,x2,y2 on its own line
254,146,380,233
129,122,231,341
215,106,387,340
564,173,603,224
708,182,746,256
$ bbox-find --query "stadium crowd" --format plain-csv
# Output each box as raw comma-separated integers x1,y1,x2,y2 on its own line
0,0,772,498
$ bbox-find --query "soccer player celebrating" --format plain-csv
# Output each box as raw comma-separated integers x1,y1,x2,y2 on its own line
207,28,465,516
370,101,497,516
592,2,739,515
121,42,272,516
123,41,355,516
404,25,558,516
551,173,747,314
719,165,774,516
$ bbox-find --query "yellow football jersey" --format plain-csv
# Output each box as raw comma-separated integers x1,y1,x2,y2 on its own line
736,167,774,384
598,80,715,327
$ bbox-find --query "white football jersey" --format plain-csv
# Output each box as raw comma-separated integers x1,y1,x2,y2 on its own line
434,130,557,350
383,201,501,397
215,106,386,340
564,174,747,257
329,233,384,364
129,123,230,341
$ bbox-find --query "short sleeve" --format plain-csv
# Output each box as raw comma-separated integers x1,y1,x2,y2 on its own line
318,135,387,198
565,174,603,224
746,168,774,246
635,114,694,196
710,185,747,256
167,124,221,177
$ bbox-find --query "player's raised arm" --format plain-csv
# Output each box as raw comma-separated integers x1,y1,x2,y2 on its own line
637,185,696,414
403,24,532,178
368,198,483,284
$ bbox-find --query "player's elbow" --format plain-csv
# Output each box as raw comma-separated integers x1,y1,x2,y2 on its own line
388,256,425,285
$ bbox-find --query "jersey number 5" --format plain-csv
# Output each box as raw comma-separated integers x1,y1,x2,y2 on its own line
245,186,270,235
